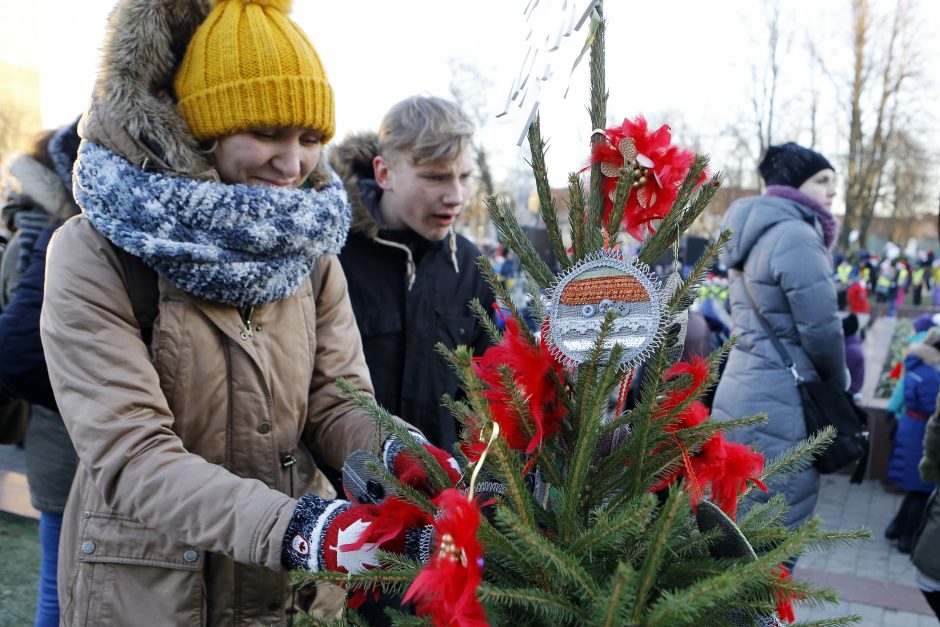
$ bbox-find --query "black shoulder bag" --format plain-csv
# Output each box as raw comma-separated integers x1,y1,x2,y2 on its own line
741,281,869,480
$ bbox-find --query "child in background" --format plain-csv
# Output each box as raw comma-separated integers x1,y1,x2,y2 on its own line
842,313,865,399
885,327,940,553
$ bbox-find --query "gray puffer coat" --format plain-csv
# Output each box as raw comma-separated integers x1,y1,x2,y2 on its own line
712,193,846,529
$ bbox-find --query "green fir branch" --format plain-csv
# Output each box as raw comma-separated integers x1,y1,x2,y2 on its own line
484,194,556,289
476,257,537,345
527,116,571,270
758,427,835,490
567,172,588,262
590,562,638,627
495,506,602,603
638,158,717,266
337,379,454,497
568,497,657,558
630,485,689,623
585,3,606,252
469,295,502,345
477,585,588,624
666,232,732,312
605,168,636,243
791,617,864,627
499,365,537,446
489,438,539,529
476,518,538,581
380,610,429,626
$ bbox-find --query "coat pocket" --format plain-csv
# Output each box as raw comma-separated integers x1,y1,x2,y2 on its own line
67,511,206,626
433,309,476,347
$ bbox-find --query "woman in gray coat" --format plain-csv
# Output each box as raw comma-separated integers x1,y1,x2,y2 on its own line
712,142,847,530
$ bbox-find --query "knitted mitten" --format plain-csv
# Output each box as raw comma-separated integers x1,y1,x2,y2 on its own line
382,433,462,496
282,493,433,574
12,209,49,272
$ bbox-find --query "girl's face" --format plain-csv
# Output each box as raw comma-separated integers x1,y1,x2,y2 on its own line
213,127,323,188
798,168,837,209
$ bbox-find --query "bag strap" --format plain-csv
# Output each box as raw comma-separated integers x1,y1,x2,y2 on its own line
739,275,803,384
112,244,159,346
111,244,324,346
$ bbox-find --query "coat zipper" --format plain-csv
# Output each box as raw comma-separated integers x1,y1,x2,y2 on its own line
239,306,255,338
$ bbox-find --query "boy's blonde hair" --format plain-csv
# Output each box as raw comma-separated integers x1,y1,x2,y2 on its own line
378,96,474,166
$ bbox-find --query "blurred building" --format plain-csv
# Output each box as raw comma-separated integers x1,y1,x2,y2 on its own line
0,0,42,168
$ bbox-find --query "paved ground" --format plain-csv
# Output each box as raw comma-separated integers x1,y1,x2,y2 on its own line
794,473,936,625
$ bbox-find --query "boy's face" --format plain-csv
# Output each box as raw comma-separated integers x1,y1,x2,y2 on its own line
374,150,475,241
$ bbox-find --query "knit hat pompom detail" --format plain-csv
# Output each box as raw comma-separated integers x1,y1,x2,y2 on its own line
175,0,334,143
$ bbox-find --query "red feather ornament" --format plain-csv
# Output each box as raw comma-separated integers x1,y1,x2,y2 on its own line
473,317,566,454
689,433,767,518
403,489,488,626
647,356,766,518
588,115,704,240
773,564,801,623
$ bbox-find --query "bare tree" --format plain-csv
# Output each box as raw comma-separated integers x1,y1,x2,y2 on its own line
448,59,496,198
884,130,931,243
840,0,920,249
448,59,502,241
751,0,783,164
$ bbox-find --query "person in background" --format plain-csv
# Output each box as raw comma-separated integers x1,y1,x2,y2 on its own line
329,96,496,452
846,276,871,335
842,313,865,400
884,327,939,553
39,1,457,624
0,121,81,627
911,260,930,307
876,259,895,307
835,256,853,310
712,142,846,533
911,397,940,619
894,260,911,313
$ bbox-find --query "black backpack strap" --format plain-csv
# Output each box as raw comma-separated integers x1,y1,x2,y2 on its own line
112,244,159,346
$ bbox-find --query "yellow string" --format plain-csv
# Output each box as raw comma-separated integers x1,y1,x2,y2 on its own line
468,422,500,500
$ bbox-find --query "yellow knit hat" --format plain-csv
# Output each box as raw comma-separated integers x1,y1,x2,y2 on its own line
174,0,335,142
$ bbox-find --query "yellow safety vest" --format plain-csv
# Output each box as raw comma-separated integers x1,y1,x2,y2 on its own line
837,264,852,284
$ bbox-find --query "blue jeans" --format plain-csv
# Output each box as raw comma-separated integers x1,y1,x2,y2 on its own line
35,512,63,627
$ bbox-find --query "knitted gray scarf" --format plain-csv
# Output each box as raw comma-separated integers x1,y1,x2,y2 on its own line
74,141,351,307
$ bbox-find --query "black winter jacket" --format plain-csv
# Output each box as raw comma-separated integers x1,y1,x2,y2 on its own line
330,135,496,449
0,224,59,410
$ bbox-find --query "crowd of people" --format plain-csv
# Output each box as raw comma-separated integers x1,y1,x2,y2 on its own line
0,0,938,624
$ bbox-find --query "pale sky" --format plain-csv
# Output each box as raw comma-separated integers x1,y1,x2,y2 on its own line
3,0,939,189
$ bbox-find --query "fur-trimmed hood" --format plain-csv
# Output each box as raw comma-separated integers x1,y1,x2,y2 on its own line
910,329,940,368
80,0,331,187
327,131,383,237
3,154,73,220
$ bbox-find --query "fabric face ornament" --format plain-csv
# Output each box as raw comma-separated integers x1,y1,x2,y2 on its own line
546,250,665,370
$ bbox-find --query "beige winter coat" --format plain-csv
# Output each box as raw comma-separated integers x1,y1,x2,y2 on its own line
43,217,379,624
39,1,389,624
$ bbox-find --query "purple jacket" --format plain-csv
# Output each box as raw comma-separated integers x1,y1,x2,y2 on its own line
843,334,865,395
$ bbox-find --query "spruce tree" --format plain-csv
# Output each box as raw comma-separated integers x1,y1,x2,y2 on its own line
296,2,867,625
